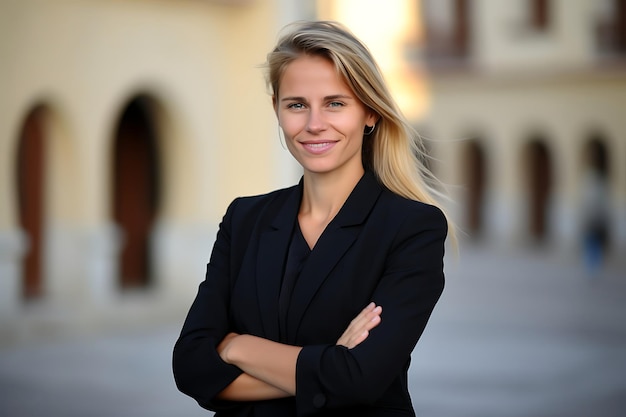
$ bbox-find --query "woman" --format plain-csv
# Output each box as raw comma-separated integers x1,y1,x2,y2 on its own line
173,20,451,416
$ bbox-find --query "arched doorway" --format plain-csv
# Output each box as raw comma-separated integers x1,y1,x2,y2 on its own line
524,140,552,241
463,140,487,237
584,136,609,177
580,136,611,251
16,105,47,299
112,96,161,289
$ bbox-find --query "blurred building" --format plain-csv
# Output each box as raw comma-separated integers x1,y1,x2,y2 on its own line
2,0,625,341
0,0,315,336
418,0,626,256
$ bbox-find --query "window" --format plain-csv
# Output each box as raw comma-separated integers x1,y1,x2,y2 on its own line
421,0,471,65
595,0,626,55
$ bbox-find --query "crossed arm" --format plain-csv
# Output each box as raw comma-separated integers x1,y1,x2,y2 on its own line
215,302,383,401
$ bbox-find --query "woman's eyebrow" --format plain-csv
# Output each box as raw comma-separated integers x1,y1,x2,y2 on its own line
280,94,354,102
324,94,353,101
280,96,307,102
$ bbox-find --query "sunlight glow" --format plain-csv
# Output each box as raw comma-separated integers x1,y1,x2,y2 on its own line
316,0,429,120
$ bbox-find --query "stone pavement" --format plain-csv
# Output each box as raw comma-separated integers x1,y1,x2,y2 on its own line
410,243,626,417
0,243,624,417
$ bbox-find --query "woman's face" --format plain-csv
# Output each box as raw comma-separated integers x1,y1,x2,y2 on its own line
275,54,376,177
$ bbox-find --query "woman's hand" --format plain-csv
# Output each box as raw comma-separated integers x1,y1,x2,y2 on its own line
336,302,382,349
217,332,240,363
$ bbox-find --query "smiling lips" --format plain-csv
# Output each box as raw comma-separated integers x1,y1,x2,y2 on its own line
300,141,337,154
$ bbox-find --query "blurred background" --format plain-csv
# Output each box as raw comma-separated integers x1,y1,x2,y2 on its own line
1,0,625,416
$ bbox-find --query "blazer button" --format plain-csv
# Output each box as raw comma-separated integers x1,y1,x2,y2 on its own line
313,393,326,408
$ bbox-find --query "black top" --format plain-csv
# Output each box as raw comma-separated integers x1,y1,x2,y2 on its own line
279,221,311,341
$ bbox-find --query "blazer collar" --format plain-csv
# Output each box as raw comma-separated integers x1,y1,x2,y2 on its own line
256,171,384,342
263,170,383,232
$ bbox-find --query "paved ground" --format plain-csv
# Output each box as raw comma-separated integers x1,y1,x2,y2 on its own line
410,243,626,417
1,243,624,417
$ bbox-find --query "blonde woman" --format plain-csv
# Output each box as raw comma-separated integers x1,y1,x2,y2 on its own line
174,21,451,417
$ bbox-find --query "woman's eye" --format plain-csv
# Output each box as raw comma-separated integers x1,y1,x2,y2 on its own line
329,101,344,108
287,103,305,110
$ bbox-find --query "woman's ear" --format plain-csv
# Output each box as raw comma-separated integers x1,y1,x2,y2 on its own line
367,112,380,127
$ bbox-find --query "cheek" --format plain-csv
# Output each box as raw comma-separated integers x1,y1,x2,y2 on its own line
338,122,365,141
279,116,303,139
284,139,303,164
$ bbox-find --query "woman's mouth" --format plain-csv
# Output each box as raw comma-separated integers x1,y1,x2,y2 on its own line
301,141,336,154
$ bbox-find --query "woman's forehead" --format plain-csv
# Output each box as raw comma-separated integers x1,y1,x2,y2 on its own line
279,55,352,96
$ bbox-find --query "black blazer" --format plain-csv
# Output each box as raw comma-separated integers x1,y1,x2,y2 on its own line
173,171,447,417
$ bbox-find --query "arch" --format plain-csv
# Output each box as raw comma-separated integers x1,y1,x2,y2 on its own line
579,133,612,252
461,138,487,237
583,134,610,177
111,95,162,289
16,104,48,299
522,138,553,241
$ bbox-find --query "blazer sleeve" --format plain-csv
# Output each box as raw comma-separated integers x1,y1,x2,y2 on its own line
295,203,447,416
172,198,244,412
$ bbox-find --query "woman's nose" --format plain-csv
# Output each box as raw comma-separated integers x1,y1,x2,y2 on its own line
305,108,327,133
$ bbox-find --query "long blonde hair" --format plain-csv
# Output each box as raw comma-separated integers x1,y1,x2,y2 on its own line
266,21,455,238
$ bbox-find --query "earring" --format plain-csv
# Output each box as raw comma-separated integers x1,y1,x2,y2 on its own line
364,124,376,136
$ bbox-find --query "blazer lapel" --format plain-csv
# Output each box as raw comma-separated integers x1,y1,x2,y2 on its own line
255,182,302,341
287,171,383,341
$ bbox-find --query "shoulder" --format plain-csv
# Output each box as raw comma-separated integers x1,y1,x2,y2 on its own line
216,184,299,243
378,188,448,233
381,188,447,221
224,184,298,223
231,185,295,209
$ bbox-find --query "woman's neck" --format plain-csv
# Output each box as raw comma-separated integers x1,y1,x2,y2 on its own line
299,166,364,223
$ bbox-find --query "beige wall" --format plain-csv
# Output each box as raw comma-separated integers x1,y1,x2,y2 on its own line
0,0,295,230
474,0,596,72
416,0,626,252
0,0,307,323
427,70,626,246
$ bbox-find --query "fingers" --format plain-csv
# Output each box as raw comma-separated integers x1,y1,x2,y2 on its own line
336,302,382,349
354,302,382,331
350,329,369,348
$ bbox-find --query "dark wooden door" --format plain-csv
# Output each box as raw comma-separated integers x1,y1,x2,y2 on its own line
113,98,160,289
17,107,46,299
465,141,486,236
527,141,551,240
